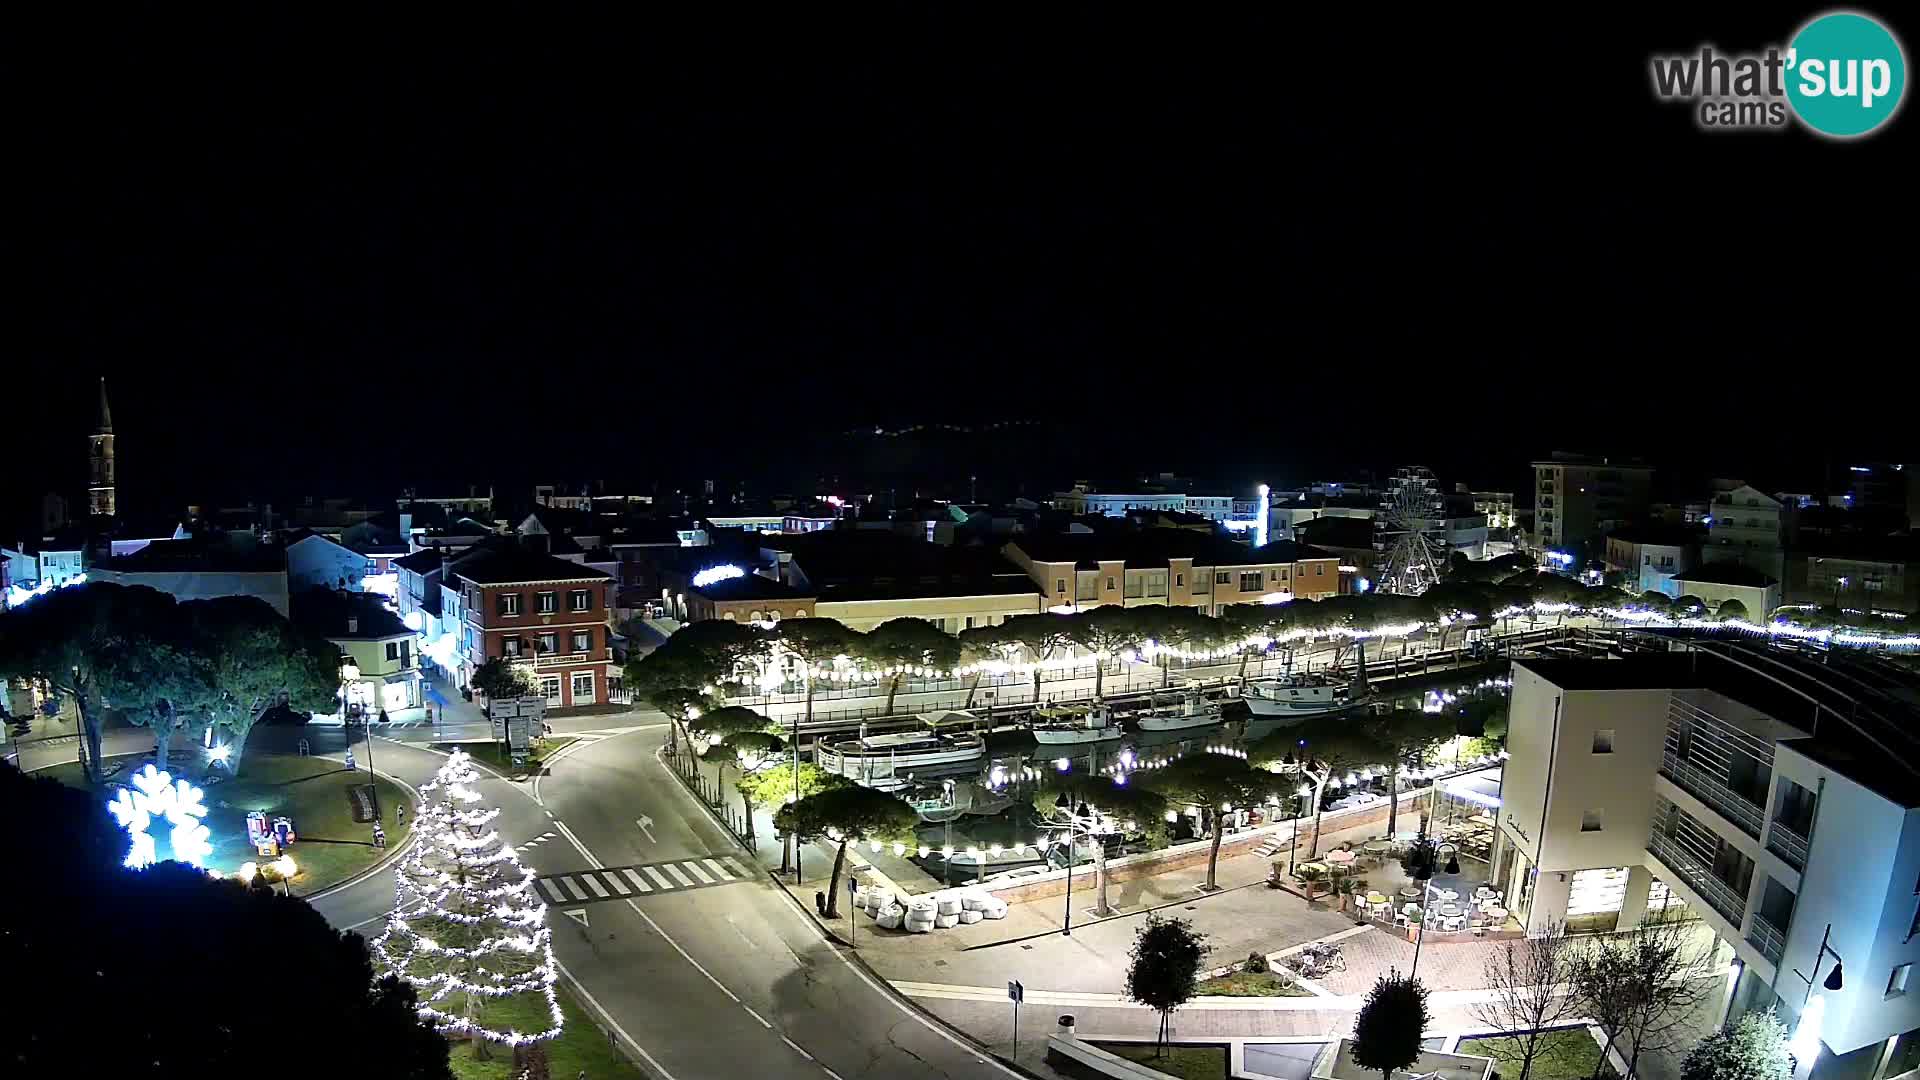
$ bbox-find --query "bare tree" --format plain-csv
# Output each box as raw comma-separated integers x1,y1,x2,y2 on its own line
1570,915,1717,1079
1469,921,1585,1080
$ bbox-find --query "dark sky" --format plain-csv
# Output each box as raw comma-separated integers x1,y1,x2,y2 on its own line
8,6,1915,521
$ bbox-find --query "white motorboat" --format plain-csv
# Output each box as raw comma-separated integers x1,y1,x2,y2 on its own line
814,711,987,787
1242,673,1350,721
1031,703,1123,745
1134,692,1224,732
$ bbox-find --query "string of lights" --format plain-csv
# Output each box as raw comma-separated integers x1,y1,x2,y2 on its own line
371,749,563,1048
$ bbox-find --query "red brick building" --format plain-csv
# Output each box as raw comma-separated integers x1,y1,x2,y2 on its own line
454,543,615,709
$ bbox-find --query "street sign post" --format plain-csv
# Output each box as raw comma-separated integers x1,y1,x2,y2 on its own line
847,874,858,947
1008,980,1024,1058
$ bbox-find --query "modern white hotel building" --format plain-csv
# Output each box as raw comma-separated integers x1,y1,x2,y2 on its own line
1496,642,1920,1079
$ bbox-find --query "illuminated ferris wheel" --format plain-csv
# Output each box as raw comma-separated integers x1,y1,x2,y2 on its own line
1373,466,1448,595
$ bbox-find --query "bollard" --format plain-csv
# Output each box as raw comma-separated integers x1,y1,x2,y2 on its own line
1056,1014,1076,1036
815,891,826,915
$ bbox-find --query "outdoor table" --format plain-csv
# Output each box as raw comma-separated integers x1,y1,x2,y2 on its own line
1365,891,1388,906
1398,885,1423,900
1486,906,1509,922
1326,849,1356,866
1298,862,1329,877
1438,902,1464,918
1363,840,1394,855
1436,888,1458,901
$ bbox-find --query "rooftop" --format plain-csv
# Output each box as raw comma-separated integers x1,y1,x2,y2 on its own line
1606,524,1706,548
1672,563,1778,587
291,588,411,640
104,538,287,573
692,572,813,602
454,544,611,585
1008,530,1323,570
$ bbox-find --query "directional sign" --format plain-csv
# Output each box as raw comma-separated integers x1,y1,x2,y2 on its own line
636,816,656,844
1007,980,1023,1004
847,874,858,895
564,909,589,928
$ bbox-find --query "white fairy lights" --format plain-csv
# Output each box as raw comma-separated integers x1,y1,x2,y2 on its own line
106,763,213,870
371,749,563,1048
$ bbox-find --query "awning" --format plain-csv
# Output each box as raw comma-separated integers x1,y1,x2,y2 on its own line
1441,767,1503,809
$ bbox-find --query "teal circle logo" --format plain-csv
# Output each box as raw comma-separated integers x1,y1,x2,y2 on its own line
1786,12,1906,137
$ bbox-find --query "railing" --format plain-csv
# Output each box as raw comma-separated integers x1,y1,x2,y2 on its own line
1660,752,1766,839
1766,821,1811,871
1648,832,1748,926
1747,913,1788,965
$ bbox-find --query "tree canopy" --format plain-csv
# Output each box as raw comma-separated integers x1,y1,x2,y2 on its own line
1680,1010,1790,1080
1350,971,1432,1080
1125,913,1209,1051
471,656,535,700
0,760,450,1080
1143,751,1286,888
775,784,918,914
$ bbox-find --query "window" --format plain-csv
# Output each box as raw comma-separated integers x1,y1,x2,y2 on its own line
1315,564,1324,576
537,591,557,614
964,616,975,630
539,675,562,705
1175,573,1184,587
386,641,401,661
400,639,411,667
1106,577,1116,591
572,630,591,653
1055,578,1066,594
1580,810,1604,832
538,632,557,654
502,637,521,658
1891,964,1913,998
1239,571,1262,592
498,593,521,617
570,589,591,612
1215,572,1230,585
1592,729,1615,754
571,671,595,705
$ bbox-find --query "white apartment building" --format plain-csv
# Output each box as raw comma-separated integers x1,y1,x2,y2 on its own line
1052,486,1234,522
1706,483,1790,582
1499,646,1920,1079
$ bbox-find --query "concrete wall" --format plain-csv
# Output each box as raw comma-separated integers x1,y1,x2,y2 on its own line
814,592,1041,633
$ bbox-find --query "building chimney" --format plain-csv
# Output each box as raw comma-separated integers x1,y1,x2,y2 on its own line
440,549,452,583
347,616,359,634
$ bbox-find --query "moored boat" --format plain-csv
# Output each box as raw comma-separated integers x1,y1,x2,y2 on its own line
1031,703,1124,745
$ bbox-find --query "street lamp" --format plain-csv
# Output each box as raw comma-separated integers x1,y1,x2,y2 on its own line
273,855,297,897
1789,923,1846,1070
341,660,376,788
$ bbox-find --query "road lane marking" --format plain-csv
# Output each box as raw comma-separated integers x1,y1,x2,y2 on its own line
605,871,631,895
663,863,695,887
537,880,569,904
553,959,680,1080
703,858,735,880
821,1067,845,1080
643,866,674,890
743,1004,773,1029
581,874,610,898
782,1035,813,1060
621,869,653,893
560,876,589,901
683,861,715,884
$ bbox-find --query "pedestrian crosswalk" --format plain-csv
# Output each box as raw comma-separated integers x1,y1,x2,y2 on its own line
535,855,754,906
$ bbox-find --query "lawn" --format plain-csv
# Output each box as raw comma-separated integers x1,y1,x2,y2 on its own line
1458,1028,1615,1080
438,737,577,776
446,983,643,1080
1093,1042,1228,1080
44,751,412,894
1196,970,1314,997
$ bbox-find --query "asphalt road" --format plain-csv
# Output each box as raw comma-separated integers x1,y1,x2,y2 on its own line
310,724,1017,1080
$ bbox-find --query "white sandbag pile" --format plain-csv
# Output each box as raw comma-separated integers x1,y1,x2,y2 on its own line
935,912,960,929
958,890,991,912
904,897,938,934
935,894,962,918
958,909,983,925
875,903,904,930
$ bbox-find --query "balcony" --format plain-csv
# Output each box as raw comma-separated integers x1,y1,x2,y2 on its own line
1766,821,1810,871
1661,752,1765,839
1747,913,1788,966
1648,831,1748,926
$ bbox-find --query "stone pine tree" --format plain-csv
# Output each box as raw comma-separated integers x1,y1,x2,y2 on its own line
1350,970,1431,1080
1036,774,1167,917
373,749,562,1059
1124,913,1209,1054
775,784,917,915
1142,751,1284,889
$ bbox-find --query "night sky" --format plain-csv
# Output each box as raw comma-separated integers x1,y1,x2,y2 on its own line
8,6,1914,522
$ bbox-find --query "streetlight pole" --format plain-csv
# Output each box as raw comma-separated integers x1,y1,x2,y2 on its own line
1062,823,1076,936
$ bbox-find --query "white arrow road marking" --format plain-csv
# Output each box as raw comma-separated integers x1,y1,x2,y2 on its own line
564,908,589,928
636,815,656,844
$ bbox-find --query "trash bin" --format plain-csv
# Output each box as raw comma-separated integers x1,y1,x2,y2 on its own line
815,891,826,915
1057,1014,1076,1036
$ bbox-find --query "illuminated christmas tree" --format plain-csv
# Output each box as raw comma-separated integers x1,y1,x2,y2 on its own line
372,749,562,1054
